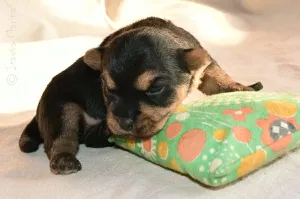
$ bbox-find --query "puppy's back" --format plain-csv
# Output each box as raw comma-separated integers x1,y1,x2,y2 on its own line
101,17,201,49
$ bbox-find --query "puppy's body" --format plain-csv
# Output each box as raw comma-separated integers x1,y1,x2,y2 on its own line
20,58,112,174
19,17,262,175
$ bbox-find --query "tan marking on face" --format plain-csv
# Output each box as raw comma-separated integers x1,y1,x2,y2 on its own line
106,84,190,138
102,70,117,89
139,104,171,122
134,70,156,91
101,80,119,135
174,85,189,108
101,83,109,106
136,114,170,138
106,110,120,135
106,104,132,136
136,84,189,137
139,85,189,118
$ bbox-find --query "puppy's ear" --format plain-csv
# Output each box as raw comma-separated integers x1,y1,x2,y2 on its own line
181,48,212,72
83,47,104,71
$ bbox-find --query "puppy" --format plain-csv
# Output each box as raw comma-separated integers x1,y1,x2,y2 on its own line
19,17,262,175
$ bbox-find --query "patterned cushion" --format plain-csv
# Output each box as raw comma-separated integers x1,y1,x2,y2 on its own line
109,92,300,187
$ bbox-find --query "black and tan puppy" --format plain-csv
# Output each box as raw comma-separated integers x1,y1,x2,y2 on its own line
19,17,262,175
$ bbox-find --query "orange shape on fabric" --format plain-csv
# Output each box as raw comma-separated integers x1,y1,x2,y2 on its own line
264,100,297,117
237,149,267,177
178,129,206,162
232,126,252,143
222,107,253,121
143,139,152,152
257,114,300,151
262,133,292,151
166,122,182,139
127,139,135,149
158,142,168,159
174,105,188,113
213,129,228,141
169,159,181,172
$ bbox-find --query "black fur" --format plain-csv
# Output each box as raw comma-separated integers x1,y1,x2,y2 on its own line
19,116,42,153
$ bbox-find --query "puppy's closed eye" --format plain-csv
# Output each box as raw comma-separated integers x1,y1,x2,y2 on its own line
146,84,165,96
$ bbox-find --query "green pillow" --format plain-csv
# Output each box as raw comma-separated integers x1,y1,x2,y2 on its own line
109,92,300,187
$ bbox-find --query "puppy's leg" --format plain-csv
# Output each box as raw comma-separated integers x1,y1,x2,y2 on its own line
19,116,43,153
198,63,262,95
84,120,114,148
46,103,82,175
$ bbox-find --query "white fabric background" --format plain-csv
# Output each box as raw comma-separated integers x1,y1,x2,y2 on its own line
1,0,300,198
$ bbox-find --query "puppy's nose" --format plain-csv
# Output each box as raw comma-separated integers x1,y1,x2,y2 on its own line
119,118,134,131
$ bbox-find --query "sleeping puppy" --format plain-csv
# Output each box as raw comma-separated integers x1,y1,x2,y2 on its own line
19,17,263,175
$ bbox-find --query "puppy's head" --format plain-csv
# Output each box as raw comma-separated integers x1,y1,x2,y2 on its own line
84,30,211,139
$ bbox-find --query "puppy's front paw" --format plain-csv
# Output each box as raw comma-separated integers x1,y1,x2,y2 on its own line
248,82,263,91
230,83,255,92
50,153,82,175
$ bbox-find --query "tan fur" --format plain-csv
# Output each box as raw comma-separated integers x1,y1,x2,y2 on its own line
187,66,207,93
83,48,101,71
175,85,190,107
106,111,118,133
106,109,130,136
51,138,78,157
183,49,253,95
134,71,156,91
184,49,212,71
136,85,189,137
183,49,212,93
139,104,170,122
102,70,117,89
199,63,253,95
135,114,170,138
140,85,188,121
50,103,81,157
